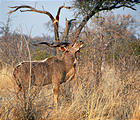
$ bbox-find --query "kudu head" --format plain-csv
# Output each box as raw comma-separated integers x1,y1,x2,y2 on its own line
36,40,84,70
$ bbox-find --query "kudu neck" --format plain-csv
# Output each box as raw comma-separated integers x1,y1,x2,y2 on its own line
62,51,76,71
63,51,75,61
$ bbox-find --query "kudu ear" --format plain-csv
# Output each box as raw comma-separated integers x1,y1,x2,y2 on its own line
70,41,84,52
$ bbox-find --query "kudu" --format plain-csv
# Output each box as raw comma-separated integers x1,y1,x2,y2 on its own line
13,41,83,106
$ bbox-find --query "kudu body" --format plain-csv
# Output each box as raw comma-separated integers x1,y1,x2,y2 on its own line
13,41,83,105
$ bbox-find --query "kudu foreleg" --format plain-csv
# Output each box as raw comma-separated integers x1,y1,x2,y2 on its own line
53,83,59,108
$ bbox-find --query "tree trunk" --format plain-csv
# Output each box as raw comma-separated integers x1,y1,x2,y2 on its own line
73,11,96,40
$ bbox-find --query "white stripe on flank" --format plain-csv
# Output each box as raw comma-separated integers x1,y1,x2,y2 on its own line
16,58,48,67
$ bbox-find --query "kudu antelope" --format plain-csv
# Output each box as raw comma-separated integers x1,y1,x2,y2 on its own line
13,41,83,106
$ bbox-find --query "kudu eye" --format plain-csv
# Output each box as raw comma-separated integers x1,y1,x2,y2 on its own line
80,40,84,44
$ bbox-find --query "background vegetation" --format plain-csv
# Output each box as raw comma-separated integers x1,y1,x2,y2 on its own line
0,0,140,120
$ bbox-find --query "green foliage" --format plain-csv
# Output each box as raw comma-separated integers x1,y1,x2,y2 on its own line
105,39,140,66
72,0,140,17
32,47,52,61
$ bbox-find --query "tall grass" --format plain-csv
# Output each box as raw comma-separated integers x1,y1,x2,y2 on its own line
0,57,140,120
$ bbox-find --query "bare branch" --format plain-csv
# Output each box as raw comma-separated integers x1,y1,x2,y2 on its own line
63,18,76,41
99,4,137,11
9,5,55,22
54,6,73,24
20,10,32,12
9,5,73,55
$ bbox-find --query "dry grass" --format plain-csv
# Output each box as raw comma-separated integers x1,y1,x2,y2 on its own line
41,63,140,120
0,66,15,120
0,63,140,120
130,106,140,120
0,67,14,95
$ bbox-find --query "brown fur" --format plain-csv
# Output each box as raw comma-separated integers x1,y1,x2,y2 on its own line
13,41,83,106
